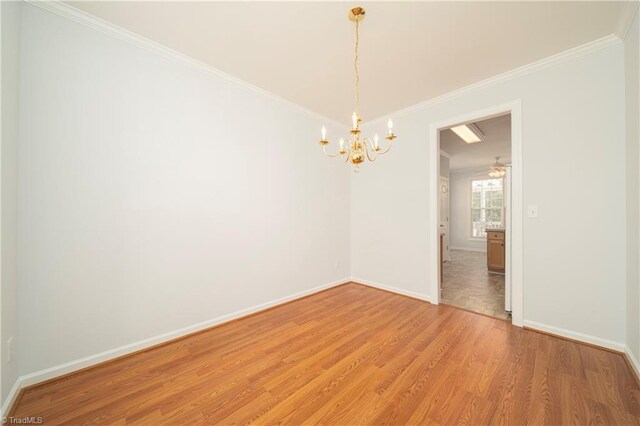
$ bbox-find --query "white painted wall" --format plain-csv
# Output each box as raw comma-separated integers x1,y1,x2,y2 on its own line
449,168,488,252
352,43,627,346
17,4,350,378
625,9,640,365
5,0,637,396
1,0,21,409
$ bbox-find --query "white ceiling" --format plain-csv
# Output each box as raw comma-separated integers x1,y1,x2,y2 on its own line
441,114,511,171
68,1,632,124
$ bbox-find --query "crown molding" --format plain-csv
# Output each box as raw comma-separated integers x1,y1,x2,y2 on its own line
23,0,347,129
450,165,494,175
616,1,639,42
23,0,627,130
439,150,452,159
365,34,622,125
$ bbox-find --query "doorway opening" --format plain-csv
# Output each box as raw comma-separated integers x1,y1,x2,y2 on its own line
439,115,511,320
429,101,523,326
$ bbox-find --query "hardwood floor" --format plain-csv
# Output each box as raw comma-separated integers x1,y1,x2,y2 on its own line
12,283,640,425
441,249,509,320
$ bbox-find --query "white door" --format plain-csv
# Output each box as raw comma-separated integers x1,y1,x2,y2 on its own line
440,177,450,261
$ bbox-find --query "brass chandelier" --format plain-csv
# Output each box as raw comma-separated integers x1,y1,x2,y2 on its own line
318,7,396,171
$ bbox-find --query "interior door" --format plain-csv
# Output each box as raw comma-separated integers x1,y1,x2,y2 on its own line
440,177,450,261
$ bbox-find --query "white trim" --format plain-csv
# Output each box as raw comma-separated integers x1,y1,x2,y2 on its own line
0,277,430,413
439,150,452,159
352,277,431,303
26,0,622,130
523,320,625,353
617,1,640,42
354,279,628,356
450,246,487,253
23,0,345,129
428,101,523,329
450,166,493,175
625,346,640,382
2,278,351,404
3,277,631,413
0,379,21,418
504,165,512,312
365,35,620,125
510,102,523,327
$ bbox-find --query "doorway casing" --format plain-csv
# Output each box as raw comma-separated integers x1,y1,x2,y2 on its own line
428,100,523,326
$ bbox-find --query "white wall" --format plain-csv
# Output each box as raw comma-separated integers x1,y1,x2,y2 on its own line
17,4,350,378
352,42,627,346
7,0,638,394
626,9,640,365
449,168,488,252
1,0,21,409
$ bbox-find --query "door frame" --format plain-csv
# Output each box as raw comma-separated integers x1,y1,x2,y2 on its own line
428,100,523,327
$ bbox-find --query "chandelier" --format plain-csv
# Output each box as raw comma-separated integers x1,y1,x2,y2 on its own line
318,7,396,171
488,157,506,178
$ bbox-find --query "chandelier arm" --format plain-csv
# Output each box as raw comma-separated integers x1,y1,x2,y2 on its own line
321,144,342,158
375,139,394,155
362,137,377,162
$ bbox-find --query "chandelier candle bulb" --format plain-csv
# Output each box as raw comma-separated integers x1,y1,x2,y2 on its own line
374,134,379,149
387,119,393,134
352,112,358,129
321,126,327,141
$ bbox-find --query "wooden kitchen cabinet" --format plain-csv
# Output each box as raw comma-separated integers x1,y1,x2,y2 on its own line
487,229,505,273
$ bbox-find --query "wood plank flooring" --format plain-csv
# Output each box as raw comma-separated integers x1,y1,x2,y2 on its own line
12,283,640,425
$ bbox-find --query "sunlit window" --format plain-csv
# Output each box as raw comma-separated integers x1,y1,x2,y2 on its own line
471,178,504,238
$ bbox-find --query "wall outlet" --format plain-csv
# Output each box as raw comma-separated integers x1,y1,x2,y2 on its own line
7,337,13,363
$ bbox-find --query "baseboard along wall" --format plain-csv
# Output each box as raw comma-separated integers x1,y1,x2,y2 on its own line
1,277,352,415
3,277,637,415
351,277,432,303
522,320,625,353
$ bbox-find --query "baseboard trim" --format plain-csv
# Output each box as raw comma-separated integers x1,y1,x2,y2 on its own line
523,320,625,353
351,277,431,303
5,279,631,413
2,277,351,411
0,378,22,417
625,346,640,385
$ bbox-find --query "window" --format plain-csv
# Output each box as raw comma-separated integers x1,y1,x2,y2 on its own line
471,178,504,238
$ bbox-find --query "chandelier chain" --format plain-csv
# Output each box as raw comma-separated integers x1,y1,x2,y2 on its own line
354,17,360,116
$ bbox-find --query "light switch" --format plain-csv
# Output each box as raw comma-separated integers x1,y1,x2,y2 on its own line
527,205,538,218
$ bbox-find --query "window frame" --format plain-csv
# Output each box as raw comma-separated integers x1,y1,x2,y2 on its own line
468,176,505,241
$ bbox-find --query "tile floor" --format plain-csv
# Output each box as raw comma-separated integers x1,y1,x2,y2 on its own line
441,249,510,320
